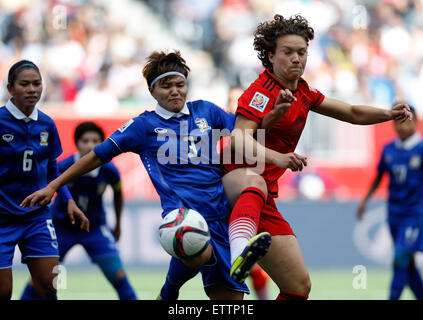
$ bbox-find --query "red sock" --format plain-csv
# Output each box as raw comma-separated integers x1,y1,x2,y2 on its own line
250,264,269,292
276,290,309,300
229,187,267,241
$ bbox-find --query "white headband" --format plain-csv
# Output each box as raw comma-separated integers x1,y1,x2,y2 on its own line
150,71,186,88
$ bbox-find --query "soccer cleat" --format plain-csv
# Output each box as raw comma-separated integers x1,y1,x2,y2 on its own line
230,232,271,284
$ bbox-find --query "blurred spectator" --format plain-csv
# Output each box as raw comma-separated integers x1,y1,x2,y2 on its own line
289,168,341,201
0,0,422,115
74,66,119,116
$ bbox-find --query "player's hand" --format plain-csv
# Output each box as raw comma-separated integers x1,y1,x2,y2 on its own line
356,202,367,221
67,199,90,232
391,103,412,123
113,224,121,241
20,185,56,211
274,89,297,115
274,152,308,171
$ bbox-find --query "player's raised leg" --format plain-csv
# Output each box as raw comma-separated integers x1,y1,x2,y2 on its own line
222,168,271,283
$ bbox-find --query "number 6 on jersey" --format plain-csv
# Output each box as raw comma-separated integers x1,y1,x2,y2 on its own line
23,150,34,172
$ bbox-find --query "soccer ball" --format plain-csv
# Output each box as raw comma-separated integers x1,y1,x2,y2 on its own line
158,208,210,259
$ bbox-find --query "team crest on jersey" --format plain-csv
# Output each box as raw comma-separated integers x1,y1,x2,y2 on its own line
40,130,49,146
118,119,134,133
410,155,421,169
2,134,13,143
195,118,211,132
249,92,269,112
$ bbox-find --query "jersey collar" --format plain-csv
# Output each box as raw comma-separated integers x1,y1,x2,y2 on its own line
5,99,38,122
395,132,421,150
155,103,190,120
264,69,302,94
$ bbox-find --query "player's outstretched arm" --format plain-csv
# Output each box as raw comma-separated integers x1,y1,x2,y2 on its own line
313,98,412,125
357,171,384,220
20,151,103,211
232,115,307,172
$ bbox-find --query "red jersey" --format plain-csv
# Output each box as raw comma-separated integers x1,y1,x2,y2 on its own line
224,69,325,198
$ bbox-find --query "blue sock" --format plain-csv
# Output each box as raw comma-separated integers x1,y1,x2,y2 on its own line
36,295,58,300
94,254,137,300
113,276,137,300
20,282,57,300
409,265,423,299
390,265,409,300
20,282,38,300
159,257,200,300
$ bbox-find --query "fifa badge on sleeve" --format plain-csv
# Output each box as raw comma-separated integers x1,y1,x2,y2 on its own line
249,92,269,112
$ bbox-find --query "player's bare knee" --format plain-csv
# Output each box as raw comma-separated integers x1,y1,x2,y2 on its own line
302,275,311,296
182,243,212,269
115,269,125,280
296,273,311,296
275,272,311,296
247,174,267,198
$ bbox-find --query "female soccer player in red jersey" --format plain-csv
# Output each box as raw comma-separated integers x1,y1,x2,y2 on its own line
225,14,413,300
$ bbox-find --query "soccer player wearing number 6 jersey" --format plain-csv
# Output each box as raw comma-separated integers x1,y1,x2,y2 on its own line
0,60,89,300
21,121,137,300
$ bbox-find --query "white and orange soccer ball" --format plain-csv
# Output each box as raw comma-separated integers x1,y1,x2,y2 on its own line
158,208,210,259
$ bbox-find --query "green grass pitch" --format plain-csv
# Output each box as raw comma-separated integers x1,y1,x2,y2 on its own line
10,267,416,300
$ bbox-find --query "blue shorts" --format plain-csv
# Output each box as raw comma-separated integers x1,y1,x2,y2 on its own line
201,218,249,295
389,221,423,252
0,210,59,269
54,221,119,261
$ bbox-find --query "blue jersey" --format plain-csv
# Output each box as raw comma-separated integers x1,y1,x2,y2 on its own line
94,100,235,221
52,153,121,227
378,133,423,224
0,100,62,216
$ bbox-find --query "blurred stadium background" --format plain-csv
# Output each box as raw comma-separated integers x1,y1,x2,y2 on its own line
3,0,423,299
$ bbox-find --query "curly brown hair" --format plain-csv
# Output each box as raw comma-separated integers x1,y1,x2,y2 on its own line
254,14,314,72
142,50,190,87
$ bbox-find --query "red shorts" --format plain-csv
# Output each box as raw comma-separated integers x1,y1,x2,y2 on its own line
257,197,295,237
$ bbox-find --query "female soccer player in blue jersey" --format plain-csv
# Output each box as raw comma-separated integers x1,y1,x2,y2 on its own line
21,51,271,300
0,60,89,300
21,121,137,300
357,105,423,300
